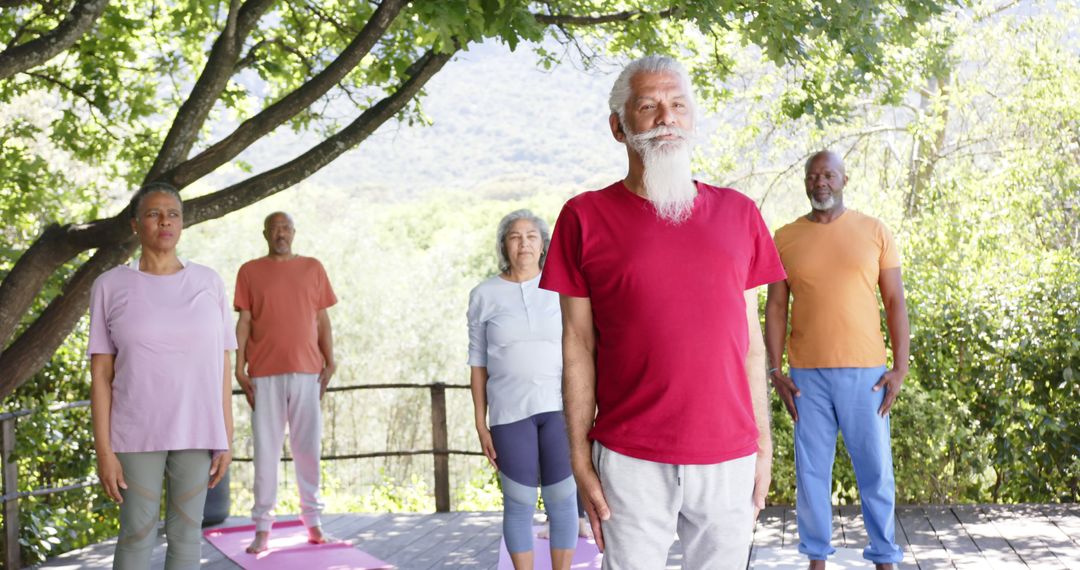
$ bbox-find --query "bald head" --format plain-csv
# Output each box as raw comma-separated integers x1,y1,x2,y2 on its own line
263,211,296,257
804,150,846,177
804,150,848,213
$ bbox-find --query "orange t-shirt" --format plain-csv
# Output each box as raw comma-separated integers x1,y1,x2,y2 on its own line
773,210,901,368
234,256,337,377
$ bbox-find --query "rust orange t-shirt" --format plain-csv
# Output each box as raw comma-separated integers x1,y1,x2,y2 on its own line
234,256,337,377
773,210,900,368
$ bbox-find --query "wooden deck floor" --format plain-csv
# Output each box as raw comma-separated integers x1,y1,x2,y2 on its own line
35,504,1080,569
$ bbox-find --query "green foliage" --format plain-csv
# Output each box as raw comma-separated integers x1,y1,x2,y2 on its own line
707,0,1080,505
0,318,119,565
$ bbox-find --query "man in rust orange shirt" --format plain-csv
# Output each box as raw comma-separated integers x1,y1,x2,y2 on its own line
765,150,910,570
235,211,337,553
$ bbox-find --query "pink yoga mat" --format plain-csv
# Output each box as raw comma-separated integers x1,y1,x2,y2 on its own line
497,526,602,569
204,520,392,570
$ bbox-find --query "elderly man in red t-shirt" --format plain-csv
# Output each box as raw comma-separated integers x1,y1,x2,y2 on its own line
540,56,787,569
234,211,337,553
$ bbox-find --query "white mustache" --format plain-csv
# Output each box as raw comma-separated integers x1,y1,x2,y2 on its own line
629,126,692,146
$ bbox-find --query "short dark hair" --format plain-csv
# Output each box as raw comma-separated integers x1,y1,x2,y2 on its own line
128,182,182,219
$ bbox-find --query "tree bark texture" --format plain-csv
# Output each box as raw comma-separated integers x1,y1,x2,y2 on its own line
0,46,452,398
0,2,678,398
0,0,110,80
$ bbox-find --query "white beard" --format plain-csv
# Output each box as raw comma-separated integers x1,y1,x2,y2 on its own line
628,127,697,224
810,195,836,211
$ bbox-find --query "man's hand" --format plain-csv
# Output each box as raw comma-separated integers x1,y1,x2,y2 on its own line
476,426,497,469
209,450,232,488
97,451,127,503
235,368,255,409
873,367,907,416
769,370,800,422
573,459,611,552
752,447,772,523
319,362,336,400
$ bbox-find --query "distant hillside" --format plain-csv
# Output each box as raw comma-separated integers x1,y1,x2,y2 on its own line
198,42,629,202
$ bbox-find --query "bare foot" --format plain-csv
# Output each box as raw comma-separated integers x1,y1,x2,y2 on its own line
577,517,592,538
308,525,327,544
245,531,269,554
808,560,825,570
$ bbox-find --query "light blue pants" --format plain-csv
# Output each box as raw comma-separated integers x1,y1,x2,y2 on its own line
792,367,903,564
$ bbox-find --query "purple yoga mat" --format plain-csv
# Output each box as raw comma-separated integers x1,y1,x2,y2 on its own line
497,526,602,569
204,520,392,570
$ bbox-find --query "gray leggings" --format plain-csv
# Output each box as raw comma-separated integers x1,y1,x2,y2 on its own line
114,450,211,570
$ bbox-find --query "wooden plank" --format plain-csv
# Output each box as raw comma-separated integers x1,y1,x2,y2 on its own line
430,384,451,513
403,511,492,568
352,512,451,563
753,506,786,548
2,418,20,570
783,506,799,548
923,506,988,569
1046,505,1080,550
952,505,1028,569
832,505,845,548
323,512,385,542
430,512,503,570
1037,504,1080,546
897,505,955,569
838,503,869,548
983,504,1072,569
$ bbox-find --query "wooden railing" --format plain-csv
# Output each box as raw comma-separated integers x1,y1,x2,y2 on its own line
0,381,480,569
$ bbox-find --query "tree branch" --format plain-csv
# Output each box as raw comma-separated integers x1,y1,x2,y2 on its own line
0,216,129,348
0,239,136,400
144,0,275,181
0,0,109,81
532,7,678,27
164,0,408,189
184,47,454,225
0,46,454,394
26,71,121,140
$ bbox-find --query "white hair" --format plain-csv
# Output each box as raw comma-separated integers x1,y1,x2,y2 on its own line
608,55,697,124
495,209,551,273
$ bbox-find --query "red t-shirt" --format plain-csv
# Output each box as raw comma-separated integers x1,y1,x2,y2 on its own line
540,181,786,464
234,256,337,377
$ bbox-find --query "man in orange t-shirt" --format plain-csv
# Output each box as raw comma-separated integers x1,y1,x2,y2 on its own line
765,151,910,570
234,211,337,553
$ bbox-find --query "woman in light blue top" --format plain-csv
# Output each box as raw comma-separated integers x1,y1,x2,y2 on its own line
468,209,578,570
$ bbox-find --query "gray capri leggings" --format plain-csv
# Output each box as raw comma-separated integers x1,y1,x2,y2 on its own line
113,450,211,570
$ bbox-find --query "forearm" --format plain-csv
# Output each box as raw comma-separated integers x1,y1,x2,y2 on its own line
469,367,489,429
317,315,335,367
885,302,911,371
764,311,787,372
563,336,597,464
89,356,114,455
746,291,771,451
879,269,911,372
235,316,250,372
764,283,789,371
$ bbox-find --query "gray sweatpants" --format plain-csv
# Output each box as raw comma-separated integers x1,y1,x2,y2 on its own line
114,450,211,570
593,442,755,570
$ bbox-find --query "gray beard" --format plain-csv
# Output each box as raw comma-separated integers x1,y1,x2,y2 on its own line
628,128,697,224
810,195,836,211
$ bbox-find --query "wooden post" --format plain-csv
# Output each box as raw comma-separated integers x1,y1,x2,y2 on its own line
2,417,20,570
429,383,450,512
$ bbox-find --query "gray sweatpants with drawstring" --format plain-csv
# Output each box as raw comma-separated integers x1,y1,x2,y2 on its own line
593,442,756,569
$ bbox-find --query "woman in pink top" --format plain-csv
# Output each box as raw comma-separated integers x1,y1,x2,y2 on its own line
89,183,237,569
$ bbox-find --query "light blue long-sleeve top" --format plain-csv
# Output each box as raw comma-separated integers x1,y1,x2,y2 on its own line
467,273,563,427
